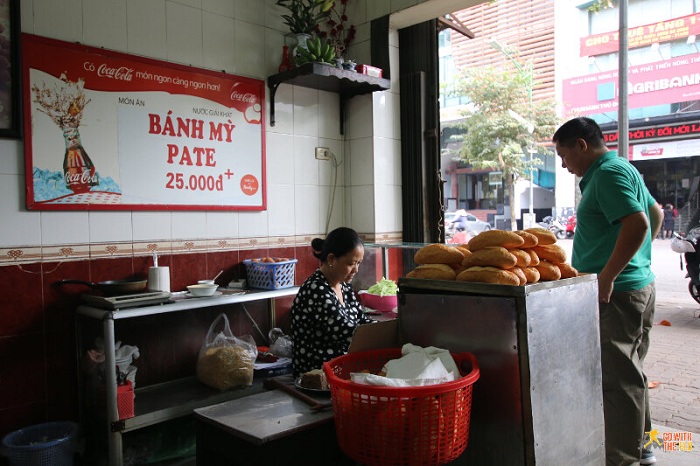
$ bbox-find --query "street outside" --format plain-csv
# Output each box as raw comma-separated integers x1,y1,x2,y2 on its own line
559,238,700,464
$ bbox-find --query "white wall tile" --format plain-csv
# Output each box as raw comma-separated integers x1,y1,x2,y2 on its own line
265,28,287,77
372,92,392,139
234,20,266,78
166,2,203,67
31,0,83,42
132,211,172,241
317,138,344,188
266,132,295,186
202,11,236,72
172,211,207,239
83,0,128,50
41,211,90,246
349,137,373,186
89,212,134,243
345,94,373,140
0,175,42,247
0,141,23,175
366,0,391,22
374,137,401,187
267,184,296,236
375,185,402,233
319,186,345,235
267,83,294,135
293,136,319,186
204,0,234,17
293,87,319,137
349,185,374,234
318,90,341,140
206,211,239,238
389,43,400,93
294,185,321,235
235,0,265,25
239,210,269,237
126,0,168,60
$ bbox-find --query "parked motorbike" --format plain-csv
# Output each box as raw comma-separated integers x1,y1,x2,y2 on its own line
538,216,574,239
671,228,700,305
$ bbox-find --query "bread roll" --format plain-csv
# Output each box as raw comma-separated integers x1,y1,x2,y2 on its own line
525,228,557,245
406,263,457,280
462,246,517,270
526,249,540,266
467,230,525,251
455,246,472,258
414,244,464,265
533,244,567,264
522,266,540,284
456,266,520,286
510,266,527,286
514,230,538,248
509,248,531,267
557,263,579,279
535,261,561,281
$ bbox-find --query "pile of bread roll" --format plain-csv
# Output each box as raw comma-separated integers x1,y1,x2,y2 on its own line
406,228,578,285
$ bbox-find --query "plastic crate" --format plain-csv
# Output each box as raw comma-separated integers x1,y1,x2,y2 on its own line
2,421,78,466
243,259,297,290
323,348,480,466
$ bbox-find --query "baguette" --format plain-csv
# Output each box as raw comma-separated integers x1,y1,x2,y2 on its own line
509,248,532,267
462,246,517,270
406,263,457,281
557,263,579,279
535,261,562,281
525,228,557,245
414,244,464,265
522,266,541,283
456,266,520,286
467,230,525,251
514,230,539,248
533,244,567,264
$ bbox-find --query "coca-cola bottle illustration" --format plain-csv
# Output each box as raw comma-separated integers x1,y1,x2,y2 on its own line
62,126,98,193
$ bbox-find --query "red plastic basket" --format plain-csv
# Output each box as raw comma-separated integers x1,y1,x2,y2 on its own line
323,348,480,466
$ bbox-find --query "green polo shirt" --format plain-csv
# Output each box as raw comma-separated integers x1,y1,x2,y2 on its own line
572,151,656,292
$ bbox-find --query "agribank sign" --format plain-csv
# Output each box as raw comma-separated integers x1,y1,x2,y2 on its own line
561,52,700,118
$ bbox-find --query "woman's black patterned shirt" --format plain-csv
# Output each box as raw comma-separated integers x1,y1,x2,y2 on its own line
291,269,372,377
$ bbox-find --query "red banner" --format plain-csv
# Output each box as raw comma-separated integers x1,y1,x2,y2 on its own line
580,12,700,57
562,53,700,118
22,34,266,211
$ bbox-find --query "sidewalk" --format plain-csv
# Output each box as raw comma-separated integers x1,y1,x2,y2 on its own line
559,238,700,464
645,238,700,464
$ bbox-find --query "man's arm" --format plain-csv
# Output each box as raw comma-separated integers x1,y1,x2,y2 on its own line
597,211,649,303
648,201,663,239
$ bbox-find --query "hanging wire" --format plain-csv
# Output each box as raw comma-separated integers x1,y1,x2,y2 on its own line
324,151,342,234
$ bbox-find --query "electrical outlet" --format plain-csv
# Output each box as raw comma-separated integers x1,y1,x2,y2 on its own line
315,147,330,161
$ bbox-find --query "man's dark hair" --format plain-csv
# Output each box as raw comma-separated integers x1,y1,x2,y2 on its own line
552,117,606,149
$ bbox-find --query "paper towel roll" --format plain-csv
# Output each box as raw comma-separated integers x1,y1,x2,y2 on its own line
148,266,170,292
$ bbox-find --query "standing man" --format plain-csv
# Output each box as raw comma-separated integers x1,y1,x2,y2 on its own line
552,117,663,466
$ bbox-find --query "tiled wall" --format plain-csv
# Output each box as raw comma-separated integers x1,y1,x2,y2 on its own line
0,0,429,440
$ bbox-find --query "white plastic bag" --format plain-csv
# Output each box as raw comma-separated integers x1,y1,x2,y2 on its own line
196,313,257,390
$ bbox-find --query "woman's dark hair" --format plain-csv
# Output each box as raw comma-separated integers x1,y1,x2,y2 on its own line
552,116,606,149
311,227,362,262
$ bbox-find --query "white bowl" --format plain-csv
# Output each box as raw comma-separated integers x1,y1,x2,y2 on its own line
198,279,216,285
187,283,219,297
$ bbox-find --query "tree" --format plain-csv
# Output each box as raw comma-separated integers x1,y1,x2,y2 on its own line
451,63,559,230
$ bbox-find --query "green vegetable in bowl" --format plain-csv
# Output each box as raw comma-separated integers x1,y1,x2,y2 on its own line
367,277,398,296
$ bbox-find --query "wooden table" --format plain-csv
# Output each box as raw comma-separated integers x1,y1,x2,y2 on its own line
193,376,353,465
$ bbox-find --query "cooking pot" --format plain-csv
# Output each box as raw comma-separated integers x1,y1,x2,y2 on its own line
55,278,148,296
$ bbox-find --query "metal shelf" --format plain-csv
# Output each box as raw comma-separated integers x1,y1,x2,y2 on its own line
267,62,390,134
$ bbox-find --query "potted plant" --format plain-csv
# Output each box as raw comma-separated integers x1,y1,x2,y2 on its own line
315,0,356,62
276,0,334,35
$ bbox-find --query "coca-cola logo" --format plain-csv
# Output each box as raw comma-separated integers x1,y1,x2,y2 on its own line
65,171,98,185
230,90,256,103
99,64,133,81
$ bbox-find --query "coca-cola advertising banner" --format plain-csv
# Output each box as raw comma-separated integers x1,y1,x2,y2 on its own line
562,52,700,118
580,12,700,57
22,34,266,211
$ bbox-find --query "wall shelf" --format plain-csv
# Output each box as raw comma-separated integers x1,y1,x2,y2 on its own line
267,62,391,134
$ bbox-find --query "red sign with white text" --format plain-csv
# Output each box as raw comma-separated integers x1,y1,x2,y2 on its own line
22,34,266,211
562,52,700,118
580,12,700,57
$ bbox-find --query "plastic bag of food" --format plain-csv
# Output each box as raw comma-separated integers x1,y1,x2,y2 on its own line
196,313,257,390
268,327,293,358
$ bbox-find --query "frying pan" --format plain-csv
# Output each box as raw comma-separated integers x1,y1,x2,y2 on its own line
55,278,148,296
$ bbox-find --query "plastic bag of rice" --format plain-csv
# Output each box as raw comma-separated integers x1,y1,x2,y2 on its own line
196,313,257,390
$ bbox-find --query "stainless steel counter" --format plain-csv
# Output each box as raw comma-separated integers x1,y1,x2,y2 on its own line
397,275,605,465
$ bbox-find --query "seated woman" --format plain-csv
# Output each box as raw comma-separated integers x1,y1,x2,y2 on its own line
291,227,373,377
